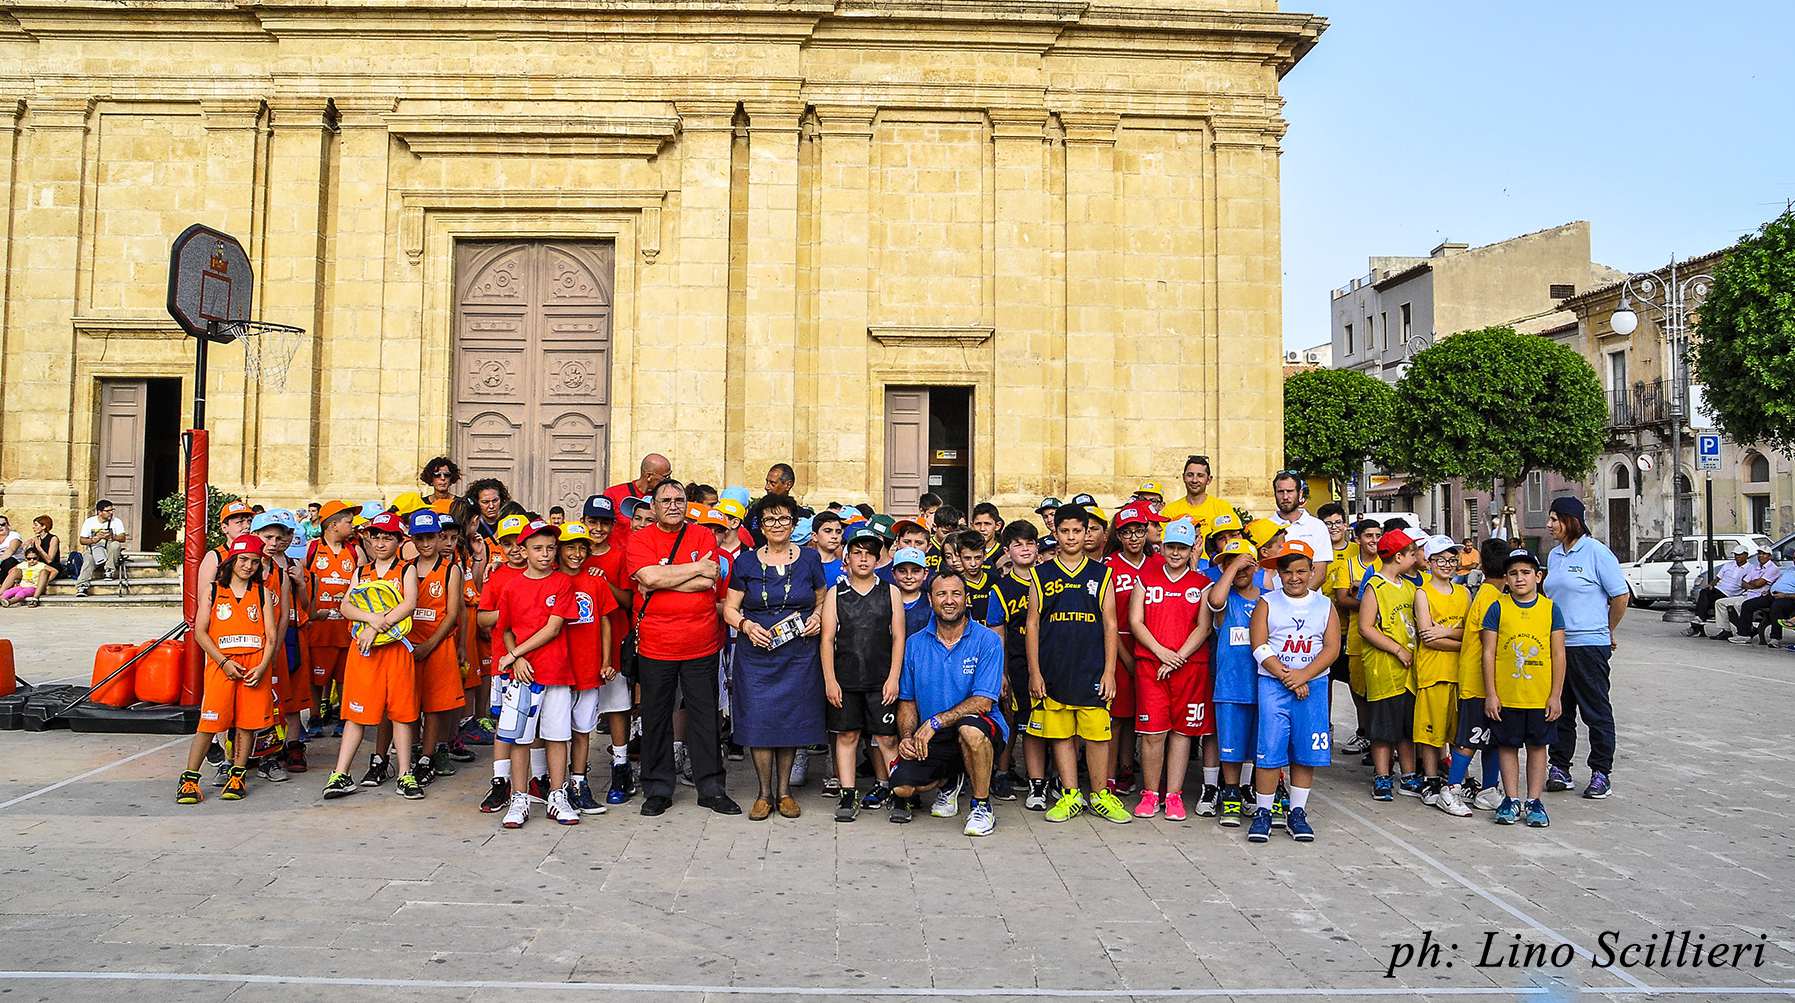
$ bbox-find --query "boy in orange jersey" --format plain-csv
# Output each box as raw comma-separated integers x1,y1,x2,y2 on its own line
407,510,466,786
301,501,360,732
176,535,279,804
321,512,425,801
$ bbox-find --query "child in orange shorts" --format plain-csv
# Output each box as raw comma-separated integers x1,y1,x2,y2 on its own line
176,535,280,804
322,512,425,801
407,509,466,784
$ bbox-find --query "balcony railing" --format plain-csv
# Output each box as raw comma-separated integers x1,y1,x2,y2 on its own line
1608,378,1686,430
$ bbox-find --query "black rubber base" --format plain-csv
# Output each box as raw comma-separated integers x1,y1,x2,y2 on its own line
0,685,198,734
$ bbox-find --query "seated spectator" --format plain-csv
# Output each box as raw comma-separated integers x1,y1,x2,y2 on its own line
23,516,62,592
0,515,22,580
74,499,128,597
1730,560,1795,645
0,551,51,607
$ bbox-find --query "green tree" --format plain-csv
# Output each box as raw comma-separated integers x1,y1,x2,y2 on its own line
1282,367,1397,488
1388,326,1606,515
155,485,244,569
1693,209,1795,449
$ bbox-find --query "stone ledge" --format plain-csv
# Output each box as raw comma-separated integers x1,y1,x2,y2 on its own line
387,114,679,158
868,325,995,350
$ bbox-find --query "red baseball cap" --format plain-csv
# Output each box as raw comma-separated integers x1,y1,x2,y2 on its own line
1376,528,1420,561
1114,503,1167,528
365,512,406,536
226,534,265,557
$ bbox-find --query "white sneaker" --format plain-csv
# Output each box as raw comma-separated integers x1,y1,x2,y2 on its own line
787,750,809,788
1434,784,1474,817
1472,785,1505,811
931,774,964,818
502,791,530,829
546,789,580,826
1726,634,1753,645
1194,784,1220,817
675,743,696,787
1421,784,1440,807
963,801,995,837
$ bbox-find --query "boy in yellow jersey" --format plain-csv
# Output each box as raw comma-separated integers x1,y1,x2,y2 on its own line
1334,520,1382,758
1447,539,1514,812
1318,504,1368,756
1412,535,1471,815
1482,549,1565,828
1357,528,1421,802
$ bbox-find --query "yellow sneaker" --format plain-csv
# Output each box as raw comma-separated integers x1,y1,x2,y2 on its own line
1090,787,1134,824
1044,789,1086,823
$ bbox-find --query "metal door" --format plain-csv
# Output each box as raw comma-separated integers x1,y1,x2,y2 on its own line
453,242,613,513
97,379,147,548
884,389,927,515
1607,497,1632,561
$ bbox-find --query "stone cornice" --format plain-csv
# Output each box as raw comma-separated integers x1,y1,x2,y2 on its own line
388,114,680,158
396,188,668,263
869,325,995,350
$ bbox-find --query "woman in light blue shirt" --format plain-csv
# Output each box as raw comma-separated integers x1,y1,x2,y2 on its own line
1541,497,1628,801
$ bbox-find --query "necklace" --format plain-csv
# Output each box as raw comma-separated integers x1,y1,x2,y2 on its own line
761,543,798,606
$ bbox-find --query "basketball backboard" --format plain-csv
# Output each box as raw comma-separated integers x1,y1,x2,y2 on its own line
167,223,252,343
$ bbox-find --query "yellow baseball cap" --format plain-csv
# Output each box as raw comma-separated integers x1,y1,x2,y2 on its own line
715,498,747,521
496,514,531,541
1244,517,1285,549
1219,538,1257,560
1083,505,1109,525
1135,481,1165,499
392,491,428,517
1206,512,1243,539
557,522,593,545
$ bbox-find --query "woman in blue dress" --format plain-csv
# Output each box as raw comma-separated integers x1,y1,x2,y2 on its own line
722,494,827,820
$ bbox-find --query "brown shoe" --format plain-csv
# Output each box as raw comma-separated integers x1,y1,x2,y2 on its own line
777,794,802,819
749,797,773,821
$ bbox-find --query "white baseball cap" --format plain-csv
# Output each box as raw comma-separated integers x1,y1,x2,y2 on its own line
1422,534,1458,559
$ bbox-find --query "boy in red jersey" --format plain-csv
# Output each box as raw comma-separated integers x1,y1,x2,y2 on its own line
579,494,638,804
1128,516,1213,820
1104,503,1163,795
492,520,577,829
474,515,532,813
557,521,619,815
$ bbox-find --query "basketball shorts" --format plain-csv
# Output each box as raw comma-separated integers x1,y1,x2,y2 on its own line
1215,699,1257,764
1027,696,1111,742
1453,697,1495,750
341,642,420,726
1363,690,1415,744
537,685,590,743
199,659,276,734
417,642,466,715
1110,640,1136,721
1134,658,1214,737
1491,706,1557,748
595,674,633,716
1253,674,1332,770
825,689,899,737
888,713,1005,792
1411,681,1457,747
278,626,314,715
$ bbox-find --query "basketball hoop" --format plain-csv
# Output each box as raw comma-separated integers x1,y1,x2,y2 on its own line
218,319,305,391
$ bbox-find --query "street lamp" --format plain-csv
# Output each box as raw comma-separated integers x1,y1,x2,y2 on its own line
1610,256,1712,623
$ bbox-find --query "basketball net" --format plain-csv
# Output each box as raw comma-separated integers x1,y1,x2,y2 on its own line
219,319,305,391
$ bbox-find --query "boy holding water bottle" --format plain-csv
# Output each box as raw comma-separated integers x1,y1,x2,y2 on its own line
491,519,576,829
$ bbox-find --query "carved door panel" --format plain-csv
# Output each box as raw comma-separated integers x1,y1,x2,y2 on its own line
884,388,927,516
453,242,613,510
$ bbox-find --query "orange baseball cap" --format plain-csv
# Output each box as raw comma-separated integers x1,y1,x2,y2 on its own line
316,499,353,525
218,500,254,524
1264,538,1316,569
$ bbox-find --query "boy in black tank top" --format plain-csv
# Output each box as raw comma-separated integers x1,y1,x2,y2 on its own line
821,534,909,820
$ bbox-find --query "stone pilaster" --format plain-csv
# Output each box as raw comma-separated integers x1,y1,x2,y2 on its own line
323,96,397,496
990,108,1063,502
670,99,738,483
0,95,23,477
1210,115,1283,506
808,103,877,500
1059,111,1121,491
738,99,804,475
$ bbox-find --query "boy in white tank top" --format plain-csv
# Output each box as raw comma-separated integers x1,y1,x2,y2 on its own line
1247,540,1341,844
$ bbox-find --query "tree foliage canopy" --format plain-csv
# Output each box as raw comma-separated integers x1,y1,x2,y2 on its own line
1388,325,1606,490
1283,368,1396,484
1693,209,1795,449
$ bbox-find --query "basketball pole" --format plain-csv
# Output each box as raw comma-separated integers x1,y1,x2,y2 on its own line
176,324,213,705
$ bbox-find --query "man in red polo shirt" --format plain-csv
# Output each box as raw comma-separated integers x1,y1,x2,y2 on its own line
625,478,740,817
603,453,672,548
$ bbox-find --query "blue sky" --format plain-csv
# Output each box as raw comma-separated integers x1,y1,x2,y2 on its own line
1279,1,1795,349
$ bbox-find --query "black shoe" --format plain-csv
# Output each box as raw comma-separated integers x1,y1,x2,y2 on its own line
641,795,673,816
204,741,227,767
1685,622,1705,637
360,755,390,787
835,789,860,822
697,793,743,815
992,772,1018,801
430,744,459,775
479,777,511,813
889,795,917,824
412,758,436,788
608,763,633,805
726,742,746,762
860,782,892,810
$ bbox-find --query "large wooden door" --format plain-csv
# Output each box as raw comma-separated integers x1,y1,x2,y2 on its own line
1607,496,1632,561
97,379,147,549
453,242,613,513
884,389,927,515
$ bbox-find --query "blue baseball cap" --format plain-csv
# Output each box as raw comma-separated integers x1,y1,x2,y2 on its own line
791,516,814,544
620,496,648,518
1162,516,1197,549
721,486,752,508
251,509,299,534
582,494,616,521
409,510,443,535
893,547,927,568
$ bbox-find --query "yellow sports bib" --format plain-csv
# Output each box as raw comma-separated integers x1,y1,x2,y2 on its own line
1458,583,1501,699
1360,574,1417,702
1415,580,1468,689
1490,593,1555,709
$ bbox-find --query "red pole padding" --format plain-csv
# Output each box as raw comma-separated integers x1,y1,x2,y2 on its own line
179,429,208,706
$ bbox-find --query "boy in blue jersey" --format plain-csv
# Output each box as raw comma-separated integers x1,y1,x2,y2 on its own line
1025,505,1130,824
1203,538,1264,826
987,520,1042,805
890,547,933,637
812,512,845,586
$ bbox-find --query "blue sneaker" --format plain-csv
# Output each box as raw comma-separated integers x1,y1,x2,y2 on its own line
1524,798,1550,828
1582,771,1611,800
1494,797,1521,825
1271,785,1289,827
1286,806,1315,842
1397,773,1425,799
1371,774,1394,801
605,763,632,805
1246,807,1273,843
1545,765,1573,792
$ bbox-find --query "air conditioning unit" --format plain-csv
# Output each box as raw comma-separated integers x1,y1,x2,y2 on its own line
1304,351,1321,364
1284,350,1301,364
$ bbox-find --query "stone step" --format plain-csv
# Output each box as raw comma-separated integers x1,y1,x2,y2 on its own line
32,592,182,608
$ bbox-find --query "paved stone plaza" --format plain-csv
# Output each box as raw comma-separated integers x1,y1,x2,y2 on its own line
0,609,1790,1002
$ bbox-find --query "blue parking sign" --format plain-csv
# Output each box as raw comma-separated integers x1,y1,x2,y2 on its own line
1697,433,1722,472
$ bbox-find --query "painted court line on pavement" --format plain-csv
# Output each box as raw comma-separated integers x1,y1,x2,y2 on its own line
1314,792,1654,992
0,736,185,811
4,971,1791,997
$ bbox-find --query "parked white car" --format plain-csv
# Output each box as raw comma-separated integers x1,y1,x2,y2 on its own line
1622,534,1774,605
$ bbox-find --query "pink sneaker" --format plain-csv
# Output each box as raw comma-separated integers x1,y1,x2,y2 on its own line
1133,790,1161,818
1163,791,1187,821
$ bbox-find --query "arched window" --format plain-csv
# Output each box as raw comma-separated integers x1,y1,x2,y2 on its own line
1675,473,1694,496
1746,452,1770,484
1611,463,1631,491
